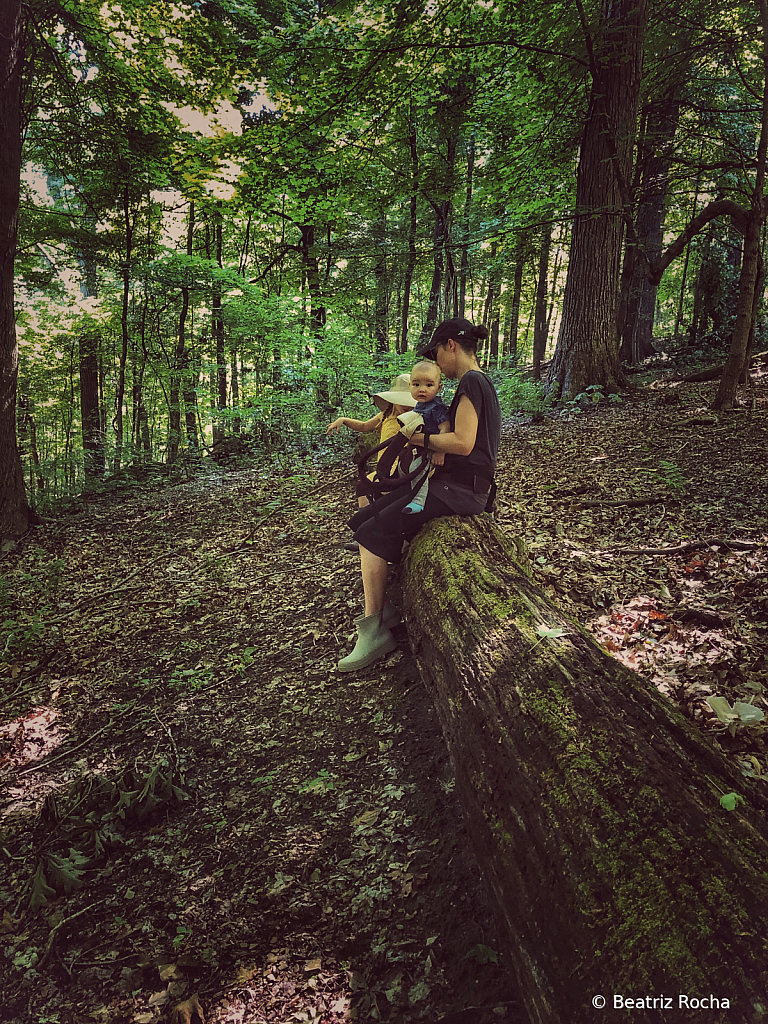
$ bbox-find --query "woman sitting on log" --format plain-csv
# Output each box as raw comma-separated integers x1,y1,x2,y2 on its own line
338,317,502,672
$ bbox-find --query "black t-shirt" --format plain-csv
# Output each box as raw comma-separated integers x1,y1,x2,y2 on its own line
444,369,501,479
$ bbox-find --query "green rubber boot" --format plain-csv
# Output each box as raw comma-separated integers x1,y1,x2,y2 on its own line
338,611,397,673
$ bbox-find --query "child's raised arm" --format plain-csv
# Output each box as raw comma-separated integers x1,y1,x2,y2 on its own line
326,412,383,435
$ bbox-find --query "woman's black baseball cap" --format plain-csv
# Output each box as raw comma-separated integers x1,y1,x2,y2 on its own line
415,317,477,359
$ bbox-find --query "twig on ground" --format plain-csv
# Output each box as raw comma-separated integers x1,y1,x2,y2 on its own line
575,497,669,508
599,537,763,556
153,709,180,766
37,902,102,969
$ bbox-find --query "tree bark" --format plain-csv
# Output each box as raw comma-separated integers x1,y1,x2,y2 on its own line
372,210,389,353
399,120,418,353
458,137,474,321
0,0,31,538
533,220,552,378
213,203,227,445
712,0,768,410
417,199,450,351
505,241,525,361
740,246,765,384
483,240,501,367
113,185,132,475
402,516,768,1024
547,0,647,398
78,218,104,478
299,222,326,340
619,96,678,363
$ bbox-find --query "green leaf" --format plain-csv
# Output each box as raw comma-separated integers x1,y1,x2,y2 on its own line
408,978,431,1004
720,792,745,811
466,943,499,964
734,702,765,724
29,862,56,909
535,625,567,640
706,697,737,724
45,848,88,893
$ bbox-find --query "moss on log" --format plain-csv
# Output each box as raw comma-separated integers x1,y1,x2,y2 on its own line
402,515,768,1024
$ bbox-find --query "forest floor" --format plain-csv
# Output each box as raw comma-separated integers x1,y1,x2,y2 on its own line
1,366,768,1024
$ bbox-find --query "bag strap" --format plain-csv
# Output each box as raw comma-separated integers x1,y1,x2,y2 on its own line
355,432,429,499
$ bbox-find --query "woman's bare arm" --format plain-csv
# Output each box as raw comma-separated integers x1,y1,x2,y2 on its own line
412,396,478,456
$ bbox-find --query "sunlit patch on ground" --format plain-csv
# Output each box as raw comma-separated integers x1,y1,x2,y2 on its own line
0,705,61,777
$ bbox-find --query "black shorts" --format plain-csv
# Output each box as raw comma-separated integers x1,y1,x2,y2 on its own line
348,485,454,563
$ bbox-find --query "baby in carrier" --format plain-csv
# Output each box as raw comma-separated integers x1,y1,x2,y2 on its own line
401,360,451,514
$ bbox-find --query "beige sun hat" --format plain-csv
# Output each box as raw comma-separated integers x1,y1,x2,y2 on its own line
371,372,418,412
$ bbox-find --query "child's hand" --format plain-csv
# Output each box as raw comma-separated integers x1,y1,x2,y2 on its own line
326,418,345,434
430,451,445,466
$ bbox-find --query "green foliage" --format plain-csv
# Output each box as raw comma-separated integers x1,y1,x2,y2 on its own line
465,943,499,965
564,384,622,413
297,769,336,795
27,759,189,910
492,367,553,415
652,459,687,492
12,0,768,497
720,792,745,811
0,553,64,658
169,665,214,692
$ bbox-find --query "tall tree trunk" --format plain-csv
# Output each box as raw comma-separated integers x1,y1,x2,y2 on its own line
418,201,450,350
184,351,199,451
674,156,702,339
169,203,195,463
0,0,31,538
619,95,679,363
740,244,765,384
547,0,647,398
533,219,553,379
373,211,389,353
403,516,768,1024
299,223,326,339
113,186,132,475
79,327,103,477
132,277,150,463
483,241,501,367
444,244,458,320
418,134,457,349
458,137,474,320
183,203,198,451
505,241,525,361
230,345,240,434
78,219,104,478
214,204,227,443
399,121,419,353
713,0,768,410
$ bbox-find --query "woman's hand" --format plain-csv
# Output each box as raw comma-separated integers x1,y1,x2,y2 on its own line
326,418,346,434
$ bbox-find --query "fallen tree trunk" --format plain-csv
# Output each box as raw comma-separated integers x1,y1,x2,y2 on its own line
402,516,768,1024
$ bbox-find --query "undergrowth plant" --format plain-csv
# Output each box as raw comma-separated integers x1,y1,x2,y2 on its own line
651,459,687,491
492,367,553,414
565,383,623,412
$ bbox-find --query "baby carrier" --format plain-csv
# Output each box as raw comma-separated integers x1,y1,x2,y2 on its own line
354,411,497,513
354,412,431,505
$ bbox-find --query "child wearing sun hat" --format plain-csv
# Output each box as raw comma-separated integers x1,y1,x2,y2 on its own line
326,373,417,508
